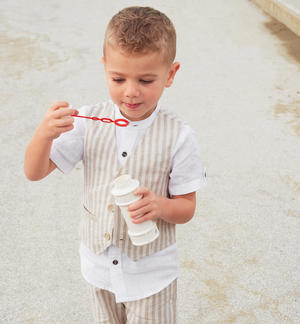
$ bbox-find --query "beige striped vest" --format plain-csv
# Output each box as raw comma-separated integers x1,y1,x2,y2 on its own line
79,101,183,261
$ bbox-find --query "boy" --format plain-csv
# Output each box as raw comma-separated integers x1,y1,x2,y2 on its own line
24,6,206,324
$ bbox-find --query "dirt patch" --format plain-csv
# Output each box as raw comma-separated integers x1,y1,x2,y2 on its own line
0,31,67,79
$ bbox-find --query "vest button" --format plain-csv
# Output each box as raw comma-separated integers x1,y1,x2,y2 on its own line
107,204,115,212
112,259,118,265
122,151,127,157
104,233,111,241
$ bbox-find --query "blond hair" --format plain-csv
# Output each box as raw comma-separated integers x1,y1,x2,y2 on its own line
104,6,176,64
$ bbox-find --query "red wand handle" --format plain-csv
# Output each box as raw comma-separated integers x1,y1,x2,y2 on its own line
71,114,129,127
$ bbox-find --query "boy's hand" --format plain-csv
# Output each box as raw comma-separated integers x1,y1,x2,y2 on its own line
128,188,196,225
128,187,163,224
37,101,78,141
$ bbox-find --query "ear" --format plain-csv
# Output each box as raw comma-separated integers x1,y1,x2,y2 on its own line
165,61,180,88
100,56,105,64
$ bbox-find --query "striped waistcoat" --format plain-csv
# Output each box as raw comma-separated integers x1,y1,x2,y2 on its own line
79,101,183,261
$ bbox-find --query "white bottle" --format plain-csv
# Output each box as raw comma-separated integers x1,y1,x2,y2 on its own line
111,174,159,246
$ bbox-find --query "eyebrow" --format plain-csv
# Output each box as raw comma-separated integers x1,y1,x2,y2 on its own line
109,71,158,78
139,73,158,77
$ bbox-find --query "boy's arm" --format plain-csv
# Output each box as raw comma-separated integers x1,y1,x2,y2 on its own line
24,101,78,181
128,188,196,225
24,134,57,180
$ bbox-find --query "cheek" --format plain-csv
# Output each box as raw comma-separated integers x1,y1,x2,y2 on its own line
107,83,120,98
147,84,165,100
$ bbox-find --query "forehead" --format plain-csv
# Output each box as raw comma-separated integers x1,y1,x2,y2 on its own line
103,45,168,74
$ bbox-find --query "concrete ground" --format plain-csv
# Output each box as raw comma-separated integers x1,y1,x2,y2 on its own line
1,0,299,323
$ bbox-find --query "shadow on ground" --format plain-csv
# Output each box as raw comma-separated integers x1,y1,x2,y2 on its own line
264,17,300,64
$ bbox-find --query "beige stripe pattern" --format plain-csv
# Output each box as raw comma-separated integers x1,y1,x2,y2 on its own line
90,279,177,324
79,101,183,261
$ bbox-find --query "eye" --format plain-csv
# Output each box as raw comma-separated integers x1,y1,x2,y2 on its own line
112,78,125,83
140,79,153,84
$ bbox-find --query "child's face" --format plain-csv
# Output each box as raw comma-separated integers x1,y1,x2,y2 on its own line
102,46,180,121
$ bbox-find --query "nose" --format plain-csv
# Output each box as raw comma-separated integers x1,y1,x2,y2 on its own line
124,81,140,98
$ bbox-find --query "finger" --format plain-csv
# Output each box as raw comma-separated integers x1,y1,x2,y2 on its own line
50,101,70,111
134,187,149,196
54,108,77,119
57,124,75,133
54,116,75,127
130,205,150,218
128,198,148,211
132,211,155,224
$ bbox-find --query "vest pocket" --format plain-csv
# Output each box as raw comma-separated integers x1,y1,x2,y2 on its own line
82,205,97,221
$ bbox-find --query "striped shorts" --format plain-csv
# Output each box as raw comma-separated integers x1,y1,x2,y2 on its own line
89,279,177,324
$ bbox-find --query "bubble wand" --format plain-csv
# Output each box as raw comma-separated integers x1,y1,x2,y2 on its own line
60,105,129,127
71,114,129,127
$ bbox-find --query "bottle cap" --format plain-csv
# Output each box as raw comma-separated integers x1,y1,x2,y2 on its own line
111,175,139,196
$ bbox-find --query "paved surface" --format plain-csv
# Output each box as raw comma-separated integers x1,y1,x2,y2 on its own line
1,0,299,323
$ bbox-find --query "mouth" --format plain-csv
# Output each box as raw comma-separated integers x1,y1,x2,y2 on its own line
124,102,141,109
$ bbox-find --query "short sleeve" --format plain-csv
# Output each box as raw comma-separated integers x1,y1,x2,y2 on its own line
50,105,89,174
169,124,206,196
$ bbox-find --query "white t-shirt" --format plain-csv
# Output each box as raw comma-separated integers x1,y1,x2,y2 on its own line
50,100,206,302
